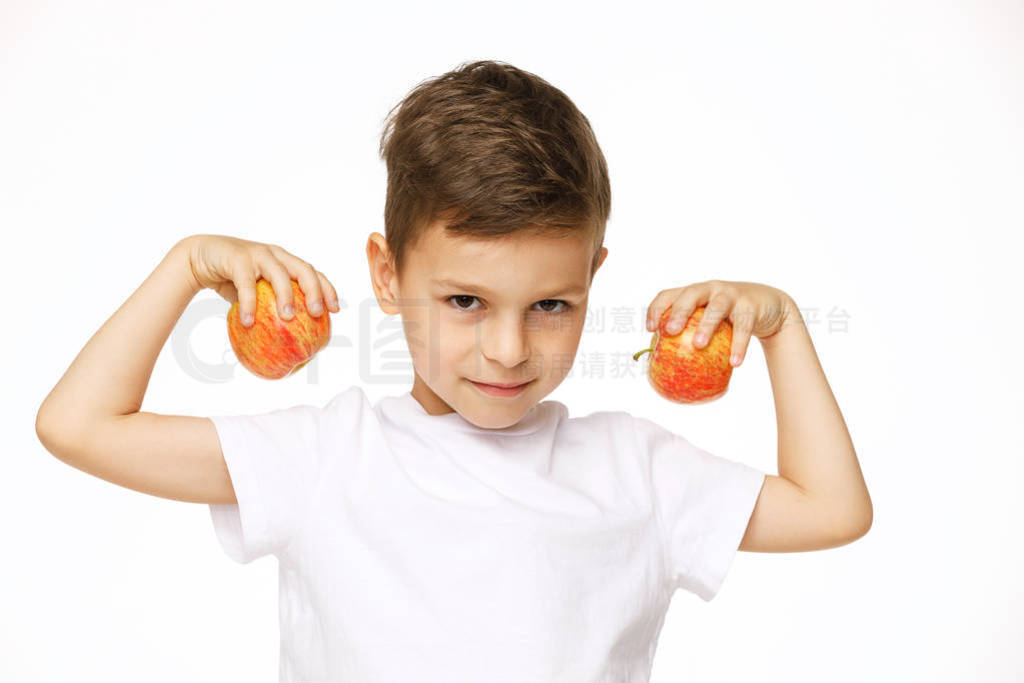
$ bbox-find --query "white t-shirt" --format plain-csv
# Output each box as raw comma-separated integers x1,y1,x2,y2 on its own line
208,386,766,683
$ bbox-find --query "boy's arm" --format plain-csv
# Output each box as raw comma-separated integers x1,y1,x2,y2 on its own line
738,299,873,552
34,236,236,504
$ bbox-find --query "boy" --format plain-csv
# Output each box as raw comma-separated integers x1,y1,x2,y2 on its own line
36,60,872,682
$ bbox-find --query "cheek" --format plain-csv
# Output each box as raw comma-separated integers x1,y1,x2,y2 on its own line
433,321,478,360
400,312,430,350
535,311,584,337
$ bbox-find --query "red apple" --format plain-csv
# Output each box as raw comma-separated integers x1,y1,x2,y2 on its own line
632,305,734,403
227,278,331,380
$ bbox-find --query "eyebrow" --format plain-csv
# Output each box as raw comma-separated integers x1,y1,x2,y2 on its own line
431,278,586,298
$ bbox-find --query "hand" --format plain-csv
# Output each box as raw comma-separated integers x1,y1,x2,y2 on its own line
644,280,798,366
182,234,341,326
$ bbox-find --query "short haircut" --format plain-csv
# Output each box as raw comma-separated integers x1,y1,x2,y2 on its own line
378,60,611,280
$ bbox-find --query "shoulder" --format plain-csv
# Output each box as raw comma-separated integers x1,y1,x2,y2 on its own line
316,385,380,437
324,384,373,414
559,403,630,428
563,407,664,440
219,385,374,442
557,405,641,451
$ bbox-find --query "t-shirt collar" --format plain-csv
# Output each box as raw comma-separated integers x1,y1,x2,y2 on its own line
389,390,549,436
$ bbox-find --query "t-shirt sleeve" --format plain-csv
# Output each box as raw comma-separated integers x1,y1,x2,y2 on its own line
207,401,326,564
628,413,766,601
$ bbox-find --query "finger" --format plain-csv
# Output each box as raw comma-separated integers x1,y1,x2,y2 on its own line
294,262,326,316
315,271,341,312
233,256,259,326
728,302,757,365
663,283,713,335
267,246,326,317
692,291,734,347
645,287,682,331
255,249,303,320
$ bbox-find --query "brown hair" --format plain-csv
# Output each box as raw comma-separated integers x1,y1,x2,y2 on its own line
378,60,611,281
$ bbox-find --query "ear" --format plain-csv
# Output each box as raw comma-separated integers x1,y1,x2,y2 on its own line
366,232,401,315
593,246,609,274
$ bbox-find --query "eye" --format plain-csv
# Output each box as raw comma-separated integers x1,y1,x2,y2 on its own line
446,295,482,312
444,295,573,314
535,299,572,314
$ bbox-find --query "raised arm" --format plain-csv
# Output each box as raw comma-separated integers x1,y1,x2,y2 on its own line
645,281,872,553
34,234,340,504
738,299,873,552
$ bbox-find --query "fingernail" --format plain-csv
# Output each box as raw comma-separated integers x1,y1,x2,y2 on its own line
667,322,681,334
243,312,254,326
731,354,741,365
283,304,294,318
309,300,323,315
694,333,707,345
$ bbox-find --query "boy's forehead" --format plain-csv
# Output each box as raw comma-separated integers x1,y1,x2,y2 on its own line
418,222,592,266
411,229,592,288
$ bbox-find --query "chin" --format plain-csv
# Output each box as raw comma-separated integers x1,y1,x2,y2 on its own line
474,416,524,431
460,401,531,431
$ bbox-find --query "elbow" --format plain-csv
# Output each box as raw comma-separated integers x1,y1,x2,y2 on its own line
35,406,60,456
858,502,873,537
35,403,51,442
820,493,872,547
842,500,873,543
850,511,872,542
857,488,874,536
840,480,873,542
35,403,75,461
821,511,871,550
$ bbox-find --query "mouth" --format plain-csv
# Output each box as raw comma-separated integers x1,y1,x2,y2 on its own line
468,378,534,397
471,379,533,389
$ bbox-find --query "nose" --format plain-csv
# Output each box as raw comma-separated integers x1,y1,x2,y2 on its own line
477,311,531,368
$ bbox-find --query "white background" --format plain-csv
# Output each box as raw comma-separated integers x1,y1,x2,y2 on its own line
4,1,1022,681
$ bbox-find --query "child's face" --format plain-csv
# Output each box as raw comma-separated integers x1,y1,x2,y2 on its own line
368,219,608,429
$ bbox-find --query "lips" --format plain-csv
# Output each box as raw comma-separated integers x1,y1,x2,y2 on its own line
469,378,533,398
473,379,532,389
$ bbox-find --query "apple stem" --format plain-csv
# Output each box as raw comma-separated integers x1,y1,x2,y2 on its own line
632,347,653,361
